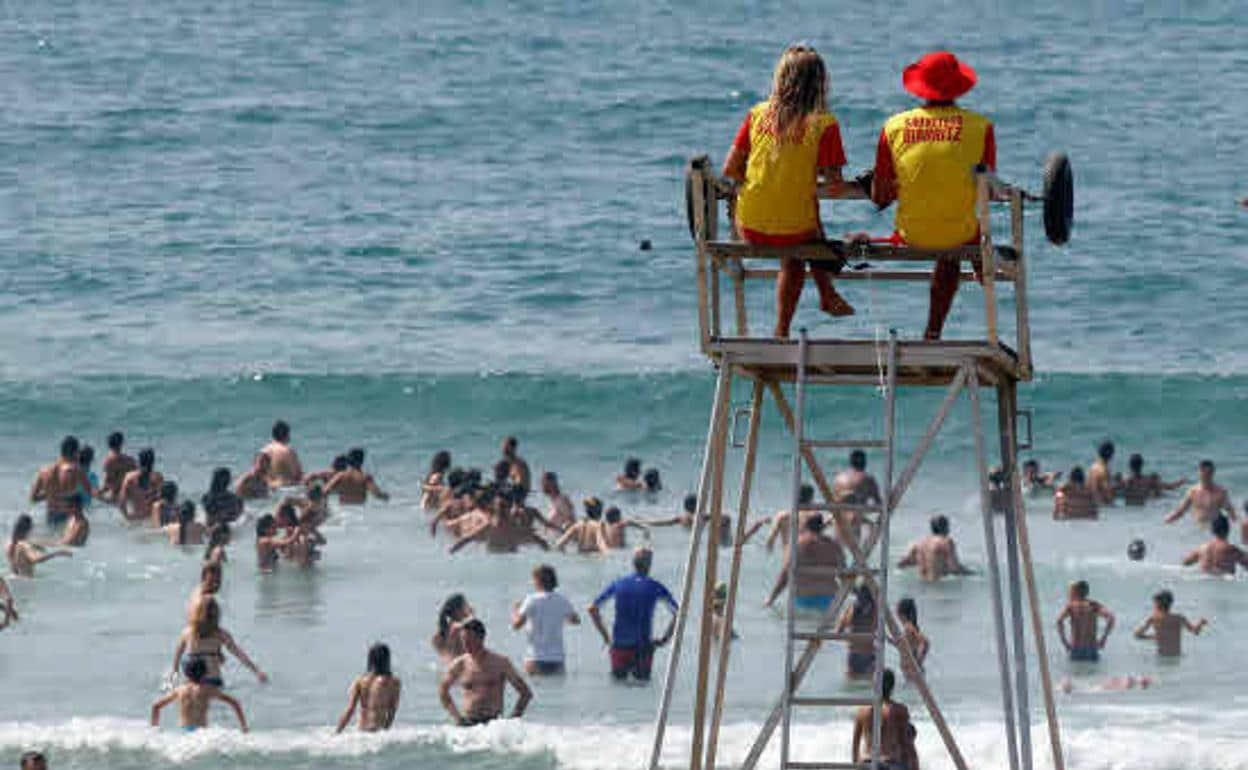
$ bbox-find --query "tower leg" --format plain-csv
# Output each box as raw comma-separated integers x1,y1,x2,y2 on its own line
998,383,1033,770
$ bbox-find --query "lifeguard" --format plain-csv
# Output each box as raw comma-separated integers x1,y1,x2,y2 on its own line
872,52,996,340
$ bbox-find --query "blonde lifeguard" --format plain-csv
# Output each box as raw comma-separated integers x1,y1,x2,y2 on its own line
758,45,828,144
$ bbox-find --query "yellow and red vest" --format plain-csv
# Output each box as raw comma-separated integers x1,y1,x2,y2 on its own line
736,103,839,238
883,105,992,248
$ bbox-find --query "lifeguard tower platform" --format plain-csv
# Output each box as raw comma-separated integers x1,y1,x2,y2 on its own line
647,155,1074,770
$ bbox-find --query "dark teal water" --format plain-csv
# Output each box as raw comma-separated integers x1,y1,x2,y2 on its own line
2,2,1247,768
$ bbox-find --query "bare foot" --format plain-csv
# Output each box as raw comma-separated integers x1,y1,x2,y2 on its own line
820,293,855,318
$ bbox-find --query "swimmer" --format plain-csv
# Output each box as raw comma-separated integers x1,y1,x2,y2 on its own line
235,453,273,501
554,497,608,554
1058,674,1153,694
336,643,401,733
0,575,18,630
203,524,231,567
19,751,46,770
172,596,268,686
1053,467,1098,520
1087,441,1118,505
1165,459,1235,526
75,445,98,511
616,458,644,491
260,419,303,487
300,484,330,527
151,480,179,528
287,507,326,567
1182,514,1248,575
166,501,207,546
99,431,137,504
429,482,481,538
421,451,453,510
254,513,299,571
305,455,348,490
449,504,550,554
29,436,89,527
57,506,89,547
188,562,222,619
1056,580,1115,662
643,468,662,493
1127,539,1147,561
836,582,879,680
1119,453,1186,507
324,448,390,505
741,484,815,549
7,515,72,577
602,506,651,549
649,494,732,547
588,548,679,681
710,583,738,644
893,597,929,679
201,467,244,526
151,658,249,733
501,437,532,490
541,472,576,531
1133,589,1206,657
512,564,580,675
118,448,163,523
765,514,845,611
432,594,474,664
851,669,918,770
439,619,532,725
1022,459,1061,496
897,514,972,582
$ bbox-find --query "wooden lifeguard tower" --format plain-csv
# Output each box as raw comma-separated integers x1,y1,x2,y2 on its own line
647,155,1074,770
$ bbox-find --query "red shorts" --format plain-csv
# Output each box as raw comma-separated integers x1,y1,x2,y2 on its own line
610,644,654,681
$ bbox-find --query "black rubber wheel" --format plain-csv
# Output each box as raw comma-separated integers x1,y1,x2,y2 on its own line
1042,152,1073,245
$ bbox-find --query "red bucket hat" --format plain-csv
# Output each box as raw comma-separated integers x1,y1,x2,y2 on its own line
902,51,977,101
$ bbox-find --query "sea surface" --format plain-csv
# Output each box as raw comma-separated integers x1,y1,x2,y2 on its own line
2,1,1248,768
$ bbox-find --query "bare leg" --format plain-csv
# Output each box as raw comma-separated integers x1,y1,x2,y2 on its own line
774,257,806,338
810,266,855,319
924,259,961,340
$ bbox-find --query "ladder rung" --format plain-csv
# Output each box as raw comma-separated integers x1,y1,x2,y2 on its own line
798,503,883,514
792,631,876,642
801,439,887,449
786,763,872,770
790,696,875,708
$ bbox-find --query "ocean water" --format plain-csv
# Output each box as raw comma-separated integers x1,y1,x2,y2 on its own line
2,1,1248,768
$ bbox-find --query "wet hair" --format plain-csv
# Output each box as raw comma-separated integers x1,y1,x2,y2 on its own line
138,449,156,488
431,451,452,475
851,582,876,622
437,594,468,643
881,668,896,700
534,564,558,591
584,497,603,520
897,597,918,627
1127,539,1146,561
209,467,231,495
989,467,1007,486
643,468,662,492
463,618,486,639
1097,441,1115,461
12,514,33,542
60,435,80,461
805,513,826,533
683,494,697,514
272,420,291,442
332,455,350,472
108,431,125,451
1200,459,1215,473
542,471,559,490
1153,589,1174,611
623,458,642,479
20,751,47,769
605,506,622,524
633,547,654,573
184,657,208,684
255,514,277,538
203,523,228,559
1212,514,1230,539
347,448,366,469
368,642,392,676
160,480,179,504
1072,580,1090,599
1129,454,1144,474
464,468,483,488
503,436,518,454
762,45,828,143
1023,459,1038,471
1069,466,1085,485
275,500,299,527
799,484,815,504
78,445,94,469
493,459,512,485
849,450,867,471
192,596,221,638
930,514,950,536
446,468,467,490
178,501,196,545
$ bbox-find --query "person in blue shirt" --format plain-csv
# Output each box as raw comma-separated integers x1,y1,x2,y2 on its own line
587,547,678,681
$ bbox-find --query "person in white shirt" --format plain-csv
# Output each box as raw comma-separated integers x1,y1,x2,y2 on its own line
511,564,581,675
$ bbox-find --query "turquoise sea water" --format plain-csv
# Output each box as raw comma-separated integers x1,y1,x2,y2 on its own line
2,1,1248,768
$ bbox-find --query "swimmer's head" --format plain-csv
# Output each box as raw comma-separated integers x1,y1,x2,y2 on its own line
332,454,349,472
183,656,208,684
59,435,80,461
462,618,487,650
78,445,94,470
1023,459,1039,473
1127,539,1146,561
347,448,365,469
1069,466,1085,485
605,506,622,524
465,468,483,488
633,547,654,574
446,468,467,490
255,514,277,538
1129,454,1145,474
584,497,603,520
368,643,392,677
930,514,950,536
853,582,876,616
542,471,560,494
881,668,896,700
205,524,231,554
799,484,815,505
210,467,231,494
897,597,918,626
805,513,826,534
502,436,518,456
138,448,156,472
20,750,47,770
989,466,1007,486
1097,441,1115,462
534,564,558,591
12,514,33,542
683,494,697,514
1153,589,1174,612
623,458,642,479
439,594,470,634
849,450,867,471
643,468,662,492
272,420,291,443
160,480,178,504
1070,580,1090,600
108,431,125,451
431,451,452,474
1199,459,1215,481
178,500,195,525
275,500,298,527
200,562,223,592
1212,514,1231,539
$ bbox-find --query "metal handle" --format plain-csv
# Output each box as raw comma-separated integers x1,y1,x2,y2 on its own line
1017,409,1034,451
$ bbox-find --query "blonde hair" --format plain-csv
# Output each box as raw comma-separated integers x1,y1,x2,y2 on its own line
192,595,220,638
762,45,828,143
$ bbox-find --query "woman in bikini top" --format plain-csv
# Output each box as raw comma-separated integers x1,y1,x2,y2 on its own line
174,596,268,686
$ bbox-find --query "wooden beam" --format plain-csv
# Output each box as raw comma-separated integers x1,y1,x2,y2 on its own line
977,173,999,347
1011,190,1033,379
887,368,967,511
